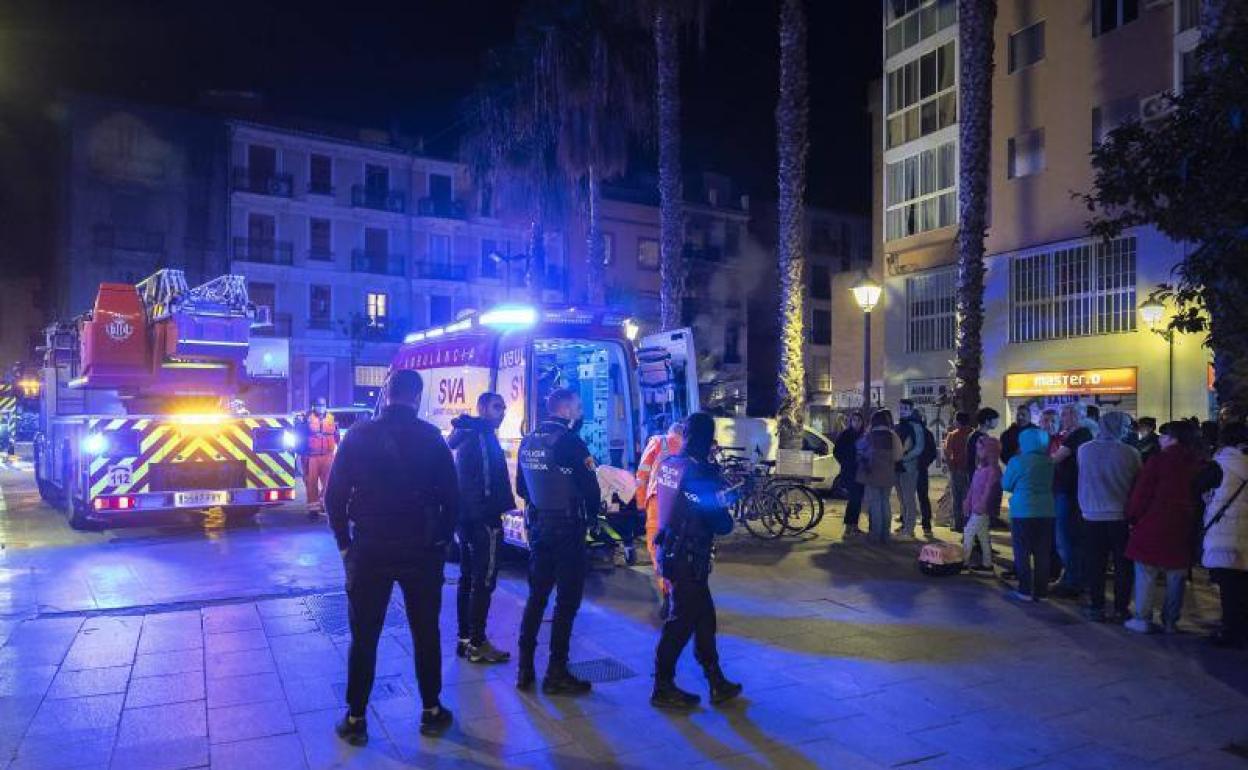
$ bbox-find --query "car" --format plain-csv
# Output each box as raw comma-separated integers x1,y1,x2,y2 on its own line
712,417,840,493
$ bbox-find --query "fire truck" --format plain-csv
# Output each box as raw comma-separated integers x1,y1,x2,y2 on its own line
34,269,299,529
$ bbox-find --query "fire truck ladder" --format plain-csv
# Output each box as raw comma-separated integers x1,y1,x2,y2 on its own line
136,269,261,324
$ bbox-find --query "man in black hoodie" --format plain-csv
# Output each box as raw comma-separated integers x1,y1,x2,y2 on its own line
449,392,513,665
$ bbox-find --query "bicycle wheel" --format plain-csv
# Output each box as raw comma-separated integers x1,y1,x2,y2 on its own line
741,489,786,539
771,482,820,534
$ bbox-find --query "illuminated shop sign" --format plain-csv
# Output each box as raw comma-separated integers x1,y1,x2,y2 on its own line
1004,367,1137,397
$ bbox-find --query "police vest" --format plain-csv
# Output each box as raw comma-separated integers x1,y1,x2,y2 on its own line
652,455,715,579
518,420,577,512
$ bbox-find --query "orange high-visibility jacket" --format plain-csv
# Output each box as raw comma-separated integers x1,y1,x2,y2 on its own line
635,434,681,509
306,412,338,456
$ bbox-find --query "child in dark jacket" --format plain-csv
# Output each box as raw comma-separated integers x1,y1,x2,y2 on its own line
963,436,1002,571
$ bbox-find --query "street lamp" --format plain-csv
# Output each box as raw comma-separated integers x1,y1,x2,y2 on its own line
1138,298,1174,421
622,317,640,343
489,251,531,301
851,275,882,418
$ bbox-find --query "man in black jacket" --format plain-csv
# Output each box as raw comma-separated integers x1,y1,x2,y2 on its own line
516,388,601,695
650,412,741,709
449,392,513,664
325,369,457,743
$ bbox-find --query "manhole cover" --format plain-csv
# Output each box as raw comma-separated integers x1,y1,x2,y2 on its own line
332,675,409,702
566,658,637,684
304,592,409,636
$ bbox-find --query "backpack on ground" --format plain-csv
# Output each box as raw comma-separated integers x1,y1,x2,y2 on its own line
918,541,964,577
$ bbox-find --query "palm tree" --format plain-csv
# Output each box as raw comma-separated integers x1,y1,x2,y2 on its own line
775,0,809,449
952,0,996,414
526,1,653,306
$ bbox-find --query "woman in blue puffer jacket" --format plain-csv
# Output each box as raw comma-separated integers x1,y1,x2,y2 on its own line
1002,427,1055,602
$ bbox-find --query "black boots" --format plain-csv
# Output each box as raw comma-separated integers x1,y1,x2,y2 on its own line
706,666,743,705
516,653,536,691
334,713,368,746
542,663,592,696
418,704,453,736
651,678,700,709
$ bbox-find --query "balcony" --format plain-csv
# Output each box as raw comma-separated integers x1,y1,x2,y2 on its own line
355,319,407,343
415,262,469,281
233,237,294,265
351,250,406,276
307,316,333,331
232,167,293,197
307,248,334,263
682,244,725,262
351,185,406,213
253,312,293,338
416,196,468,220
307,181,335,196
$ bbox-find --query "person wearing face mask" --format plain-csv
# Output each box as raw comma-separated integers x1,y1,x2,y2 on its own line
303,397,338,519
1051,403,1094,598
515,388,601,695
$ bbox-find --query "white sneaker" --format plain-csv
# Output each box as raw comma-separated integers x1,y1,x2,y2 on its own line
1123,618,1152,634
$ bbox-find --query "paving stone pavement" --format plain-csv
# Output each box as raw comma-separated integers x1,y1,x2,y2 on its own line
3,499,1248,768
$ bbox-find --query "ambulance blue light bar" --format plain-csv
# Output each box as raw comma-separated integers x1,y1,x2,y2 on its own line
479,306,538,328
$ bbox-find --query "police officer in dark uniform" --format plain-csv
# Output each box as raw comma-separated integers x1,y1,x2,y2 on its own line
650,411,742,709
325,369,458,743
515,388,601,695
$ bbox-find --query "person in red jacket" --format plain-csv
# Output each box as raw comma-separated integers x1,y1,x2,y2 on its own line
1123,420,1205,634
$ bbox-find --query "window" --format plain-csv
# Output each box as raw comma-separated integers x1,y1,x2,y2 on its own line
1008,128,1045,179
724,223,741,257
811,310,832,346
906,269,956,352
1009,236,1137,343
309,154,332,194
885,41,956,148
355,365,387,387
810,264,831,300
602,232,615,266
429,234,451,264
429,295,453,325
802,430,830,455
366,292,388,325
1008,21,1045,73
808,355,831,392
1178,0,1199,32
1095,0,1139,36
481,239,501,278
365,164,388,192
1092,97,1139,144
1179,49,1200,93
364,227,388,256
637,238,659,270
309,285,332,329
248,145,277,178
429,173,452,201
885,141,956,240
724,325,741,364
308,362,332,405
309,218,331,260
250,282,276,318
885,0,956,58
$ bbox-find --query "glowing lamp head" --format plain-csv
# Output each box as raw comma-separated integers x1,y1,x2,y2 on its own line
479,305,538,328
281,430,298,450
82,433,108,455
1139,299,1166,330
622,318,640,342
851,277,882,313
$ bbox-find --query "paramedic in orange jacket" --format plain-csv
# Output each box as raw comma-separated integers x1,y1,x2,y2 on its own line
636,420,684,606
303,397,338,518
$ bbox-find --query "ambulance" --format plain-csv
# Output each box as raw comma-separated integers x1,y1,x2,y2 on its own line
390,304,701,548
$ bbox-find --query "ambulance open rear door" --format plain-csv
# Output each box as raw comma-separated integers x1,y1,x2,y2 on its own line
635,327,700,442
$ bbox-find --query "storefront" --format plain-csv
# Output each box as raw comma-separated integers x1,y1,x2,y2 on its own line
1003,366,1138,419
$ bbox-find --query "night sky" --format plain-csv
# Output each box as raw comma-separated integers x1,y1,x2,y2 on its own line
0,1,881,274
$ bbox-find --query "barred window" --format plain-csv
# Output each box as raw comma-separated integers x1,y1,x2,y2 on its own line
906,269,956,352
1009,236,1136,343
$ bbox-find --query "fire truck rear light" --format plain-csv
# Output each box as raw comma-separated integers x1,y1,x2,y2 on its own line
93,498,105,510
283,488,296,500
117,496,132,509
264,490,280,502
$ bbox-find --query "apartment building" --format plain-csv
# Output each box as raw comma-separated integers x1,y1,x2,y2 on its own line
875,0,1211,433
564,173,753,413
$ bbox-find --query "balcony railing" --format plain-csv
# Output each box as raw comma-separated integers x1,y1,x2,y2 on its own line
417,196,468,219
356,320,407,343
415,262,469,281
307,248,334,262
307,181,334,196
307,316,333,331
253,312,293,338
350,250,406,276
232,167,294,197
682,244,724,262
350,185,406,213
233,237,294,265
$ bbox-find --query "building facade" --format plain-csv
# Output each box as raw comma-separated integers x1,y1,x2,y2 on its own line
875,0,1211,435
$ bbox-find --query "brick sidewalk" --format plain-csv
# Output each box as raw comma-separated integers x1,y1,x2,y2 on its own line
3,509,1248,769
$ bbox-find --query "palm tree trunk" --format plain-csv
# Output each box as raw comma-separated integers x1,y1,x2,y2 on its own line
585,166,606,306
527,215,546,308
655,3,684,331
953,0,996,415
775,0,809,450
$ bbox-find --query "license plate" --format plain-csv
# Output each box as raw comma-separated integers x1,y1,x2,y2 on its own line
174,490,229,508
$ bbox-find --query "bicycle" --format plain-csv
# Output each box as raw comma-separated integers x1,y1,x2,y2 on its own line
714,449,824,538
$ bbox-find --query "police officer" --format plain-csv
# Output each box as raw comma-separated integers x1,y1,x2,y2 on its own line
325,370,457,743
650,412,742,709
515,388,601,695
